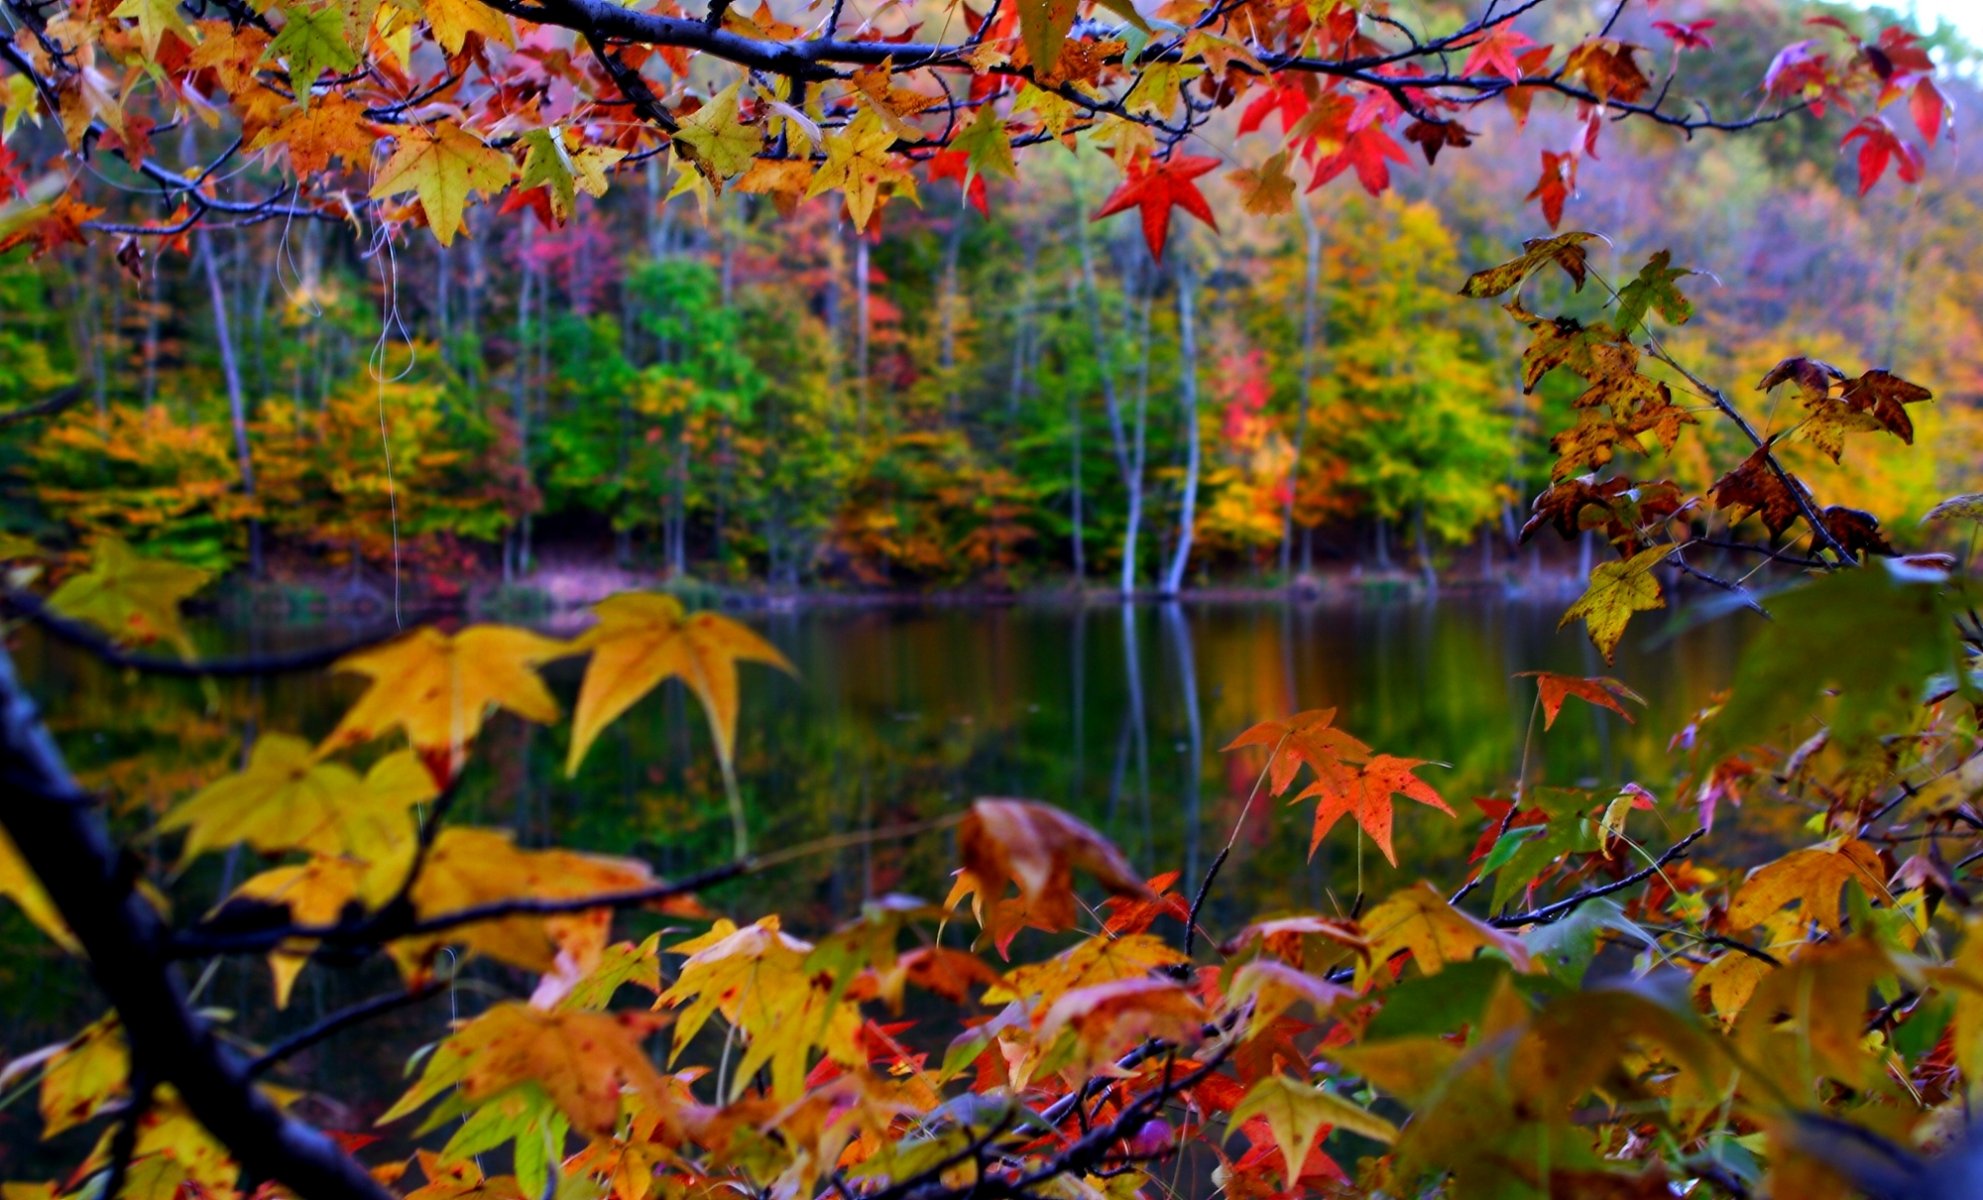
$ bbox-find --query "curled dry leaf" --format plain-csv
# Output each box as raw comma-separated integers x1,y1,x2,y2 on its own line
954,799,1153,935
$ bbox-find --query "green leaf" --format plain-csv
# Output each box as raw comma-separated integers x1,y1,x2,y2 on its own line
1227,1075,1396,1185
1458,232,1599,298
1613,249,1693,333
267,3,359,107
1705,559,1968,763
950,104,1016,186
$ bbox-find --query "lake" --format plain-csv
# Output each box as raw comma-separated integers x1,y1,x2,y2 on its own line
0,595,1756,1164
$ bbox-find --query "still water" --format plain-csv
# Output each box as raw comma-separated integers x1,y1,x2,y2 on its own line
1,596,1755,1157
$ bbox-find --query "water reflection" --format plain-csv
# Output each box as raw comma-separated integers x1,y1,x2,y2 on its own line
2,597,1754,1138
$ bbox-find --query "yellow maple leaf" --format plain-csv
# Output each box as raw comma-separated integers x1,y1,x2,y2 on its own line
226,854,372,1005
672,79,761,186
369,121,515,246
420,0,511,55
159,736,432,866
517,126,625,223
111,0,196,58
1726,838,1887,936
658,916,863,1101
1355,883,1535,989
1559,543,1668,663
805,110,918,232
390,826,668,979
566,593,792,776
322,624,569,771
30,1013,128,1137
982,931,1185,1006
248,94,376,176
46,536,209,654
1226,1075,1396,1186
380,1002,674,1138
0,826,75,951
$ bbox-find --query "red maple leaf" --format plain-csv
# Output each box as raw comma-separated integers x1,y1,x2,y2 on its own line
1091,154,1220,261
1526,149,1575,228
1840,115,1923,194
1458,24,1536,84
1238,82,1308,137
1910,78,1946,145
927,149,989,217
1306,124,1409,195
1651,19,1716,52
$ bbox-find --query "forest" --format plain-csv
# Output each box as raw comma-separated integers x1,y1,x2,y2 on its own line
3,0,1983,1198
3,2,1978,597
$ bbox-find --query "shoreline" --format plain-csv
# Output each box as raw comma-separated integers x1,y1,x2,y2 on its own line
213,562,1599,625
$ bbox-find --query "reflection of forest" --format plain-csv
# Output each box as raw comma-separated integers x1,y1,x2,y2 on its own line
1,598,1759,1149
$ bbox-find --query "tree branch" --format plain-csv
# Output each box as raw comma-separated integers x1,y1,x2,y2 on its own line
0,644,394,1200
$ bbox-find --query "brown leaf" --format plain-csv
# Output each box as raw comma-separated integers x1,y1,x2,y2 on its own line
1514,671,1645,729
954,799,1152,935
1708,446,1802,539
1757,356,1845,405
1819,506,1894,557
1838,368,1932,443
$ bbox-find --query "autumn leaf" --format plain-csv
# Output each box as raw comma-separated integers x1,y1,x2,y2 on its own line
1308,124,1411,196
565,592,793,776
1840,116,1923,194
111,0,196,59
1037,977,1203,1073
401,1155,525,1200
1727,839,1885,936
516,128,626,225
1355,883,1534,990
1458,232,1597,298
1707,445,1802,540
380,1002,674,1138
1458,25,1537,85
1402,119,1474,164
984,930,1186,1015
1923,493,1983,525
1227,150,1297,217
1296,754,1453,866
1227,1076,1395,1187
392,826,673,978
672,79,761,186
223,855,372,1005
322,625,569,773
0,827,76,951
1520,475,1683,552
267,3,359,107
158,735,432,866
370,121,516,246
1222,708,1372,797
1016,0,1078,76
1091,154,1220,262
1558,544,1668,663
422,0,513,56
947,103,1016,187
951,798,1152,937
1652,19,1716,52
46,536,209,654
1514,672,1645,730
1563,39,1651,103
658,916,862,1101
1612,250,1693,332
249,95,376,176
1837,368,1931,444
1525,150,1573,228
32,1014,128,1137
805,110,917,231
